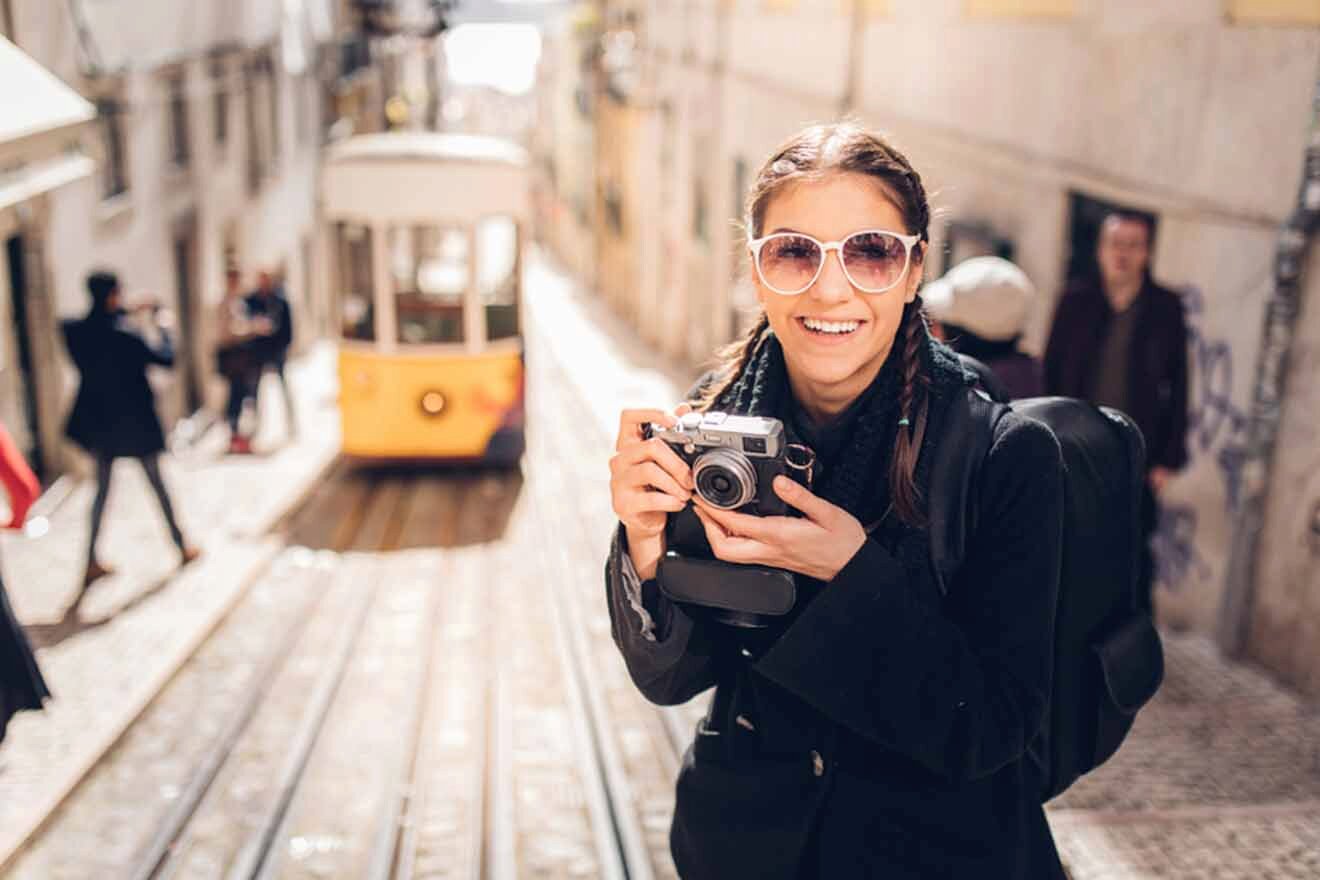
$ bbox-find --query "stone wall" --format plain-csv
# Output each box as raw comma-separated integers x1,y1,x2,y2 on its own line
608,0,1320,677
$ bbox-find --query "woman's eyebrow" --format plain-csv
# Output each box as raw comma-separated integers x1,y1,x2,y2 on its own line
767,226,806,235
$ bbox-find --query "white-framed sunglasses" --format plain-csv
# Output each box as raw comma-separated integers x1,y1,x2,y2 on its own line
748,228,923,296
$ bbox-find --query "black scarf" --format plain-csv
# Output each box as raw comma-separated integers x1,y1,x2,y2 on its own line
714,322,973,573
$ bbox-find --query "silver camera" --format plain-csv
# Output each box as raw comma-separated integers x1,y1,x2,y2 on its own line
649,411,812,513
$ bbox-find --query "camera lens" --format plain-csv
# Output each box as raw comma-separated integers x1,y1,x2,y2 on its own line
692,448,756,510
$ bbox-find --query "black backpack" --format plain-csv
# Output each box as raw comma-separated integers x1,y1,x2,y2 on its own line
928,376,1165,802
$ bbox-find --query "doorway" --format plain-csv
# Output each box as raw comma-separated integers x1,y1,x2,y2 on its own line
5,234,45,480
1066,192,1159,286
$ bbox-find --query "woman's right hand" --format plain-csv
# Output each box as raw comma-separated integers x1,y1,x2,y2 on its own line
610,404,696,580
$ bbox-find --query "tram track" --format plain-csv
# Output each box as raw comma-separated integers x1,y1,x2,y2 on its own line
11,313,704,880
522,322,715,880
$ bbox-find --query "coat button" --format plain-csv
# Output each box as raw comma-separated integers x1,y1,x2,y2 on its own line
811,750,825,777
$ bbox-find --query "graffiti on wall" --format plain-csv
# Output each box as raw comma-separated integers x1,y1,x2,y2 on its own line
1152,285,1252,591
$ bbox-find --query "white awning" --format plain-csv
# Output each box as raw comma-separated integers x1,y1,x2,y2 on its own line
0,154,96,214
0,36,95,163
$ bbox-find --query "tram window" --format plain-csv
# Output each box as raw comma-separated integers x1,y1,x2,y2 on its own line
401,225,467,344
338,223,375,342
477,216,519,341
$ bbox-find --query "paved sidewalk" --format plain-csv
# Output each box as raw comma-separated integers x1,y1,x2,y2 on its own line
525,248,1320,878
0,344,340,863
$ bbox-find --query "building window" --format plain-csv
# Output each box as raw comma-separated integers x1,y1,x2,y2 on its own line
167,73,190,167
211,60,229,147
693,177,708,243
97,98,130,199
244,59,262,193
604,182,624,236
1225,0,1320,25
267,55,281,167
731,156,749,278
295,74,308,147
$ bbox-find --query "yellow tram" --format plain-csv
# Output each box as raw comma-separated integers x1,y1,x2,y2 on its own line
321,133,528,463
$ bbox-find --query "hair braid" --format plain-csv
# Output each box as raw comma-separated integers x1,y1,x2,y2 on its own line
696,311,770,411
888,296,930,526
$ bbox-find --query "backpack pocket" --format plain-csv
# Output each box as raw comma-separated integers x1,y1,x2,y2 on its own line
1090,612,1164,769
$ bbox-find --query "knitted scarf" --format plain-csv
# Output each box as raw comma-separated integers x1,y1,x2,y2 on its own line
714,322,973,576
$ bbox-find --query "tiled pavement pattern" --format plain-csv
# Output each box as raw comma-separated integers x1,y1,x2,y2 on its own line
523,251,1320,878
0,346,339,865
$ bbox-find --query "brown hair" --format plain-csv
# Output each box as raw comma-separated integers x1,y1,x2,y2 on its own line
698,121,933,525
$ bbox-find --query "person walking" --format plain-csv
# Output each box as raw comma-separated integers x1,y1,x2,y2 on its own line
245,269,296,440
1044,210,1189,612
923,255,1043,400
62,271,201,586
0,422,51,742
215,266,264,455
606,123,1066,879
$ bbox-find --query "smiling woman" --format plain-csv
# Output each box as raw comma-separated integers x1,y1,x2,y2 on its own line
604,122,1069,880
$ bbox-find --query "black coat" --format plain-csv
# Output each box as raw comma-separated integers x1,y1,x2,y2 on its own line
62,311,173,459
243,290,293,365
606,411,1067,879
1043,278,1189,471
0,571,50,742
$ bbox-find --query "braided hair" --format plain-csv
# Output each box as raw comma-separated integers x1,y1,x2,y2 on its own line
698,121,934,526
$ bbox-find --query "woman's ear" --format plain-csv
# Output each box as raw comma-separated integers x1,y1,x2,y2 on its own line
908,242,929,304
904,264,925,304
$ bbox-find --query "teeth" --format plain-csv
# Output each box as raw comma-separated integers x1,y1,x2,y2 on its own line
802,317,860,334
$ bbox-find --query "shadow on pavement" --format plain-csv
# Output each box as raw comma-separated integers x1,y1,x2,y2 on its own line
25,568,183,650
279,458,525,552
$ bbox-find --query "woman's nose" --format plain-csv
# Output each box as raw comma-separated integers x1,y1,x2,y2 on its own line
811,249,853,303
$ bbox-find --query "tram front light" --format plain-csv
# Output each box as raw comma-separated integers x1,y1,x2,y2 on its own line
420,390,447,417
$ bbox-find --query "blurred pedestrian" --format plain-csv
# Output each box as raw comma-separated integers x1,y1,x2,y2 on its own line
245,269,296,439
62,270,201,587
0,421,50,742
1044,211,1189,612
923,256,1043,400
215,266,264,455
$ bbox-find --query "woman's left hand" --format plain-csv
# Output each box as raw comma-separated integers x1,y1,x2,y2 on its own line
691,476,867,582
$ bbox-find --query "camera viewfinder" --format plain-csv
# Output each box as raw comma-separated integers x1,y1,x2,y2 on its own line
742,436,767,454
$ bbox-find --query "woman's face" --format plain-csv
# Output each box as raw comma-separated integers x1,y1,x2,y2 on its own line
754,172,924,405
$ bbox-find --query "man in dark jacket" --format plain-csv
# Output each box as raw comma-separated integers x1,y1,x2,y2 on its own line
62,271,200,586
244,269,296,439
1044,211,1189,611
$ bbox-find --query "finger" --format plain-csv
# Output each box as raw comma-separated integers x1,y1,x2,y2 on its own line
691,497,777,541
692,507,774,566
772,476,837,523
621,437,695,490
616,408,678,451
631,461,691,501
622,490,688,517
674,401,694,418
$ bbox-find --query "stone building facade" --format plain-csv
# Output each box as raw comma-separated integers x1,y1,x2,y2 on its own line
539,0,1320,694
0,0,398,480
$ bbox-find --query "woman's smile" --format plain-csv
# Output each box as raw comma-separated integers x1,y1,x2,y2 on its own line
795,315,868,345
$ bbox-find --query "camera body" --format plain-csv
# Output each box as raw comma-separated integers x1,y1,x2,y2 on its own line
648,411,799,515
647,411,814,628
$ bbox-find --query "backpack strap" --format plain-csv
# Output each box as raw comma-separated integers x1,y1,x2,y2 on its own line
928,385,1008,597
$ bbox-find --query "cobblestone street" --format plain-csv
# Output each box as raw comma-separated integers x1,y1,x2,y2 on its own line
0,252,1316,878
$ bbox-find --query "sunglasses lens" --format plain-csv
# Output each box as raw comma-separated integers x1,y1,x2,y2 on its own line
759,234,821,293
842,232,909,291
